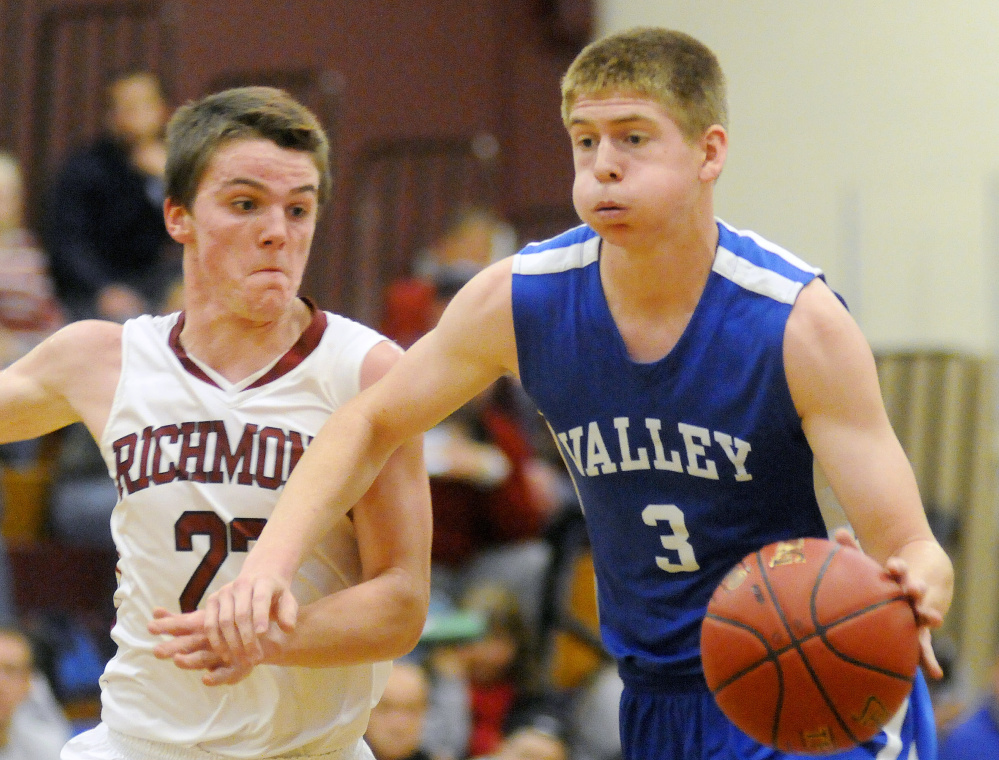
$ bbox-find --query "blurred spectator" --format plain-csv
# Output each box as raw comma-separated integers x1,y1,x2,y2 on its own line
42,69,180,322
45,102,186,579
0,151,65,625
367,661,435,760
42,82,185,621
43,73,185,550
0,152,63,371
381,208,568,632
426,378,565,634
535,506,621,760
381,206,516,349
415,595,483,760
0,151,64,467
937,652,999,759
0,625,71,759
423,585,546,760
470,709,569,760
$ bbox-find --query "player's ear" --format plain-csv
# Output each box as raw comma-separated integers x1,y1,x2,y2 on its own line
699,124,727,183
164,197,193,244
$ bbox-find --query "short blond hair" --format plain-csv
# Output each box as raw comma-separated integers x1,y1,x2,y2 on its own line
561,27,728,142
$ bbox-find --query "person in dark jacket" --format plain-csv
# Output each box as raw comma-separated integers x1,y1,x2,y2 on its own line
43,70,180,322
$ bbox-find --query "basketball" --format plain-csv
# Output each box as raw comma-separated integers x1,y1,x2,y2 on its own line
701,537,920,755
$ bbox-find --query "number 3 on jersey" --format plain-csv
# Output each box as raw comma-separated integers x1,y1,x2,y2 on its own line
642,503,700,572
175,511,267,612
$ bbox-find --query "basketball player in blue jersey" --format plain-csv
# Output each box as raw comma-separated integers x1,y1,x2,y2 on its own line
0,87,432,759
164,27,953,760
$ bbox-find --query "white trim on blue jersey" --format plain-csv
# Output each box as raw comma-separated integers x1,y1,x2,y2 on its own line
514,226,598,275
713,245,805,305
717,219,824,276
513,220,821,310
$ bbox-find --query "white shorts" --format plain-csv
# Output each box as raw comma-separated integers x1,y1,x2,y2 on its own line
61,723,376,760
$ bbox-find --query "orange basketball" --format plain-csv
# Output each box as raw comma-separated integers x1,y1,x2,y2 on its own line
701,537,919,755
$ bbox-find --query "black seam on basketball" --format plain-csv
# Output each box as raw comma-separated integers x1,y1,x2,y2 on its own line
814,595,916,681
752,551,789,747
761,546,859,745
706,614,834,661
703,613,783,692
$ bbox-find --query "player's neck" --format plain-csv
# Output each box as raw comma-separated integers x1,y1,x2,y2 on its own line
178,297,312,383
601,216,717,301
599,220,718,363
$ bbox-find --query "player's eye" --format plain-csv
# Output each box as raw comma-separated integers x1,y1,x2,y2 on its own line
233,199,255,212
289,204,310,219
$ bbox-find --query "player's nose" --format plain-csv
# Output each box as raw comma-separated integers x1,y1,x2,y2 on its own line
593,140,623,182
258,206,288,248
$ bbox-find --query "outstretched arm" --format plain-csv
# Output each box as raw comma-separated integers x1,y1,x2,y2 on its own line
173,260,520,670
785,279,954,676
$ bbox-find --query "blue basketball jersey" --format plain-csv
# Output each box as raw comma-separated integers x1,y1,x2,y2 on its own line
512,220,837,684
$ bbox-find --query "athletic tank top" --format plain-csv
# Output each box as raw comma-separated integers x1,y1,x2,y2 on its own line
98,307,391,757
512,220,844,685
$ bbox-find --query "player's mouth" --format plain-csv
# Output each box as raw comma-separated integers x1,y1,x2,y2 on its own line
594,201,626,217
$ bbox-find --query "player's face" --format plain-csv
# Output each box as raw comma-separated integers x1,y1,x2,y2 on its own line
167,138,320,321
567,91,725,253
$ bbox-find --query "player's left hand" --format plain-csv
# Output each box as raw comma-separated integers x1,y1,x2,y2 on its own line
831,528,944,679
147,607,286,686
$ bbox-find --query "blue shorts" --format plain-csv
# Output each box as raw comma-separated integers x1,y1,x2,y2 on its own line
618,669,935,760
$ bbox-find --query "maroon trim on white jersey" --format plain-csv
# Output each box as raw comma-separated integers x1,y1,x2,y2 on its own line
168,315,214,386
247,300,328,389
168,299,329,389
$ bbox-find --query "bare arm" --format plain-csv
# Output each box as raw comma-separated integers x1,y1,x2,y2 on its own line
0,319,121,443
282,426,432,666
242,260,516,578
189,260,519,663
785,279,954,674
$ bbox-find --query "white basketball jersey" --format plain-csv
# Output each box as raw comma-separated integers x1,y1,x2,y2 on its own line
97,308,391,757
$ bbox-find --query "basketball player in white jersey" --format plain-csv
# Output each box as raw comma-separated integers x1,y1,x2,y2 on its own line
0,86,432,759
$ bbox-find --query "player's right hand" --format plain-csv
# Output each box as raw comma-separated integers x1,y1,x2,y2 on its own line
832,527,945,679
201,571,299,667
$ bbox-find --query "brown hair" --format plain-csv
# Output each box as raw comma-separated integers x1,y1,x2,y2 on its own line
165,86,331,209
561,27,728,142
